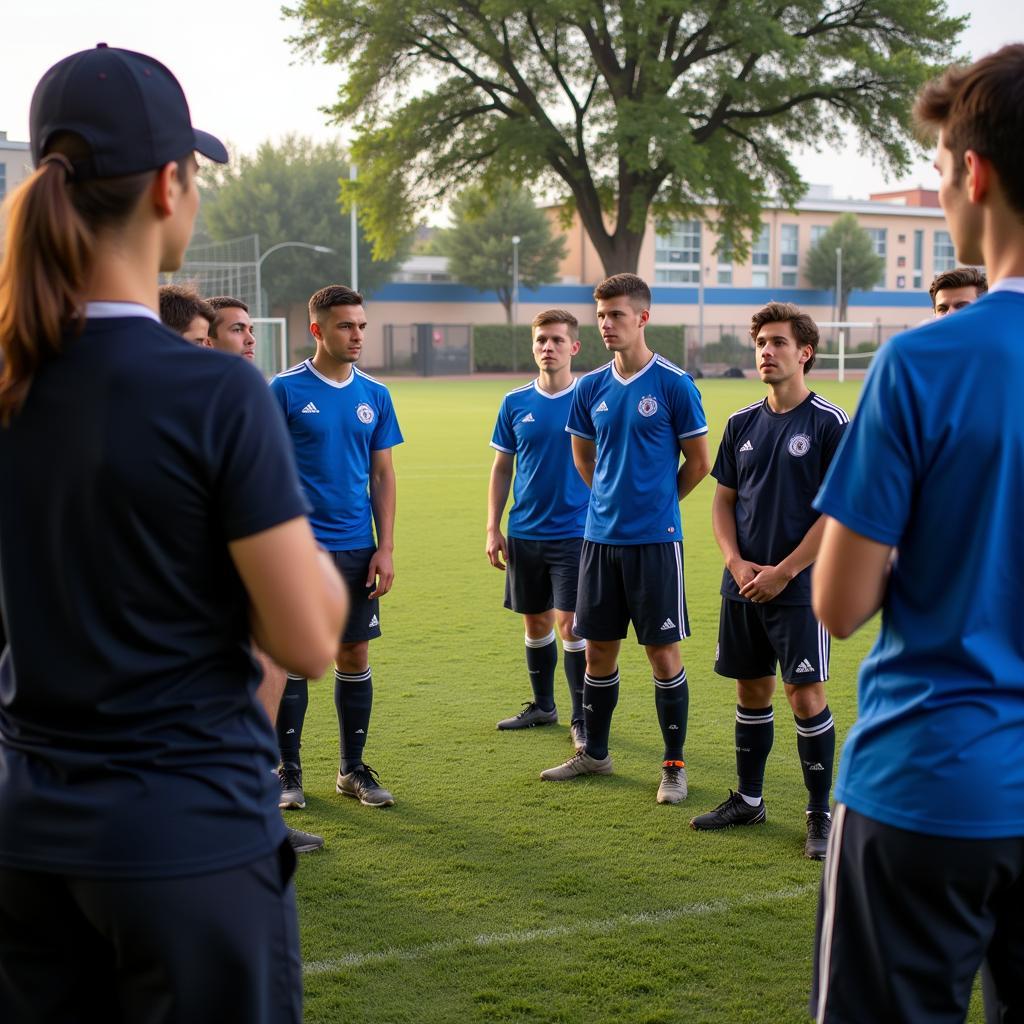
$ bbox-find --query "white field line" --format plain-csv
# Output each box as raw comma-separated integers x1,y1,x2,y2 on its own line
304,881,818,976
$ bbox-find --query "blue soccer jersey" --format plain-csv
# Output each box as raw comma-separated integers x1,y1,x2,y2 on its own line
814,286,1024,838
490,379,590,540
270,360,404,551
566,355,708,545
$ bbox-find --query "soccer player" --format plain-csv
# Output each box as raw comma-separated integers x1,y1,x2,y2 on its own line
929,265,988,316
487,309,590,749
0,45,346,1022
204,295,256,359
810,45,1024,1023
271,285,403,808
158,283,215,343
688,302,847,860
541,273,710,803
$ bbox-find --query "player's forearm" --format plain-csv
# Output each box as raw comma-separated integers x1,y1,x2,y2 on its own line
370,472,397,551
776,515,827,581
570,437,596,488
676,436,710,501
711,492,743,566
487,468,513,532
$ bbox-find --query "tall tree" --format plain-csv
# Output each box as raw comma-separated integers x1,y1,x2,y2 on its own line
805,213,885,323
201,135,406,311
440,184,566,321
285,1,963,276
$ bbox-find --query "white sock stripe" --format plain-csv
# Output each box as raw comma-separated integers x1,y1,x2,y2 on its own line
736,710,775,724
653,670,687,689
286,674,306,682
562,638,586,653
815,802,847,1024
796,717,835,737
524,629,557,649
584,672,619,687
335,668,372,682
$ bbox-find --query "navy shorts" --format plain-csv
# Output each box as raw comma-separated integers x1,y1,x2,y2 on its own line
332,547,382,644
504,536,583,615
812,804,1024,1023
0,841,302,1024
573,540,690,646
715,598,829,684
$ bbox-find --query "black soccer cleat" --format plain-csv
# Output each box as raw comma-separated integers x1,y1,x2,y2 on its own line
496,701,558,730
278,761,306,810
689,790,767,831
336,763,395,807
804,811,831,860
287,826,324,854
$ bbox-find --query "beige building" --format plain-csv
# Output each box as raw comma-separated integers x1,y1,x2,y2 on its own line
0,133,32,204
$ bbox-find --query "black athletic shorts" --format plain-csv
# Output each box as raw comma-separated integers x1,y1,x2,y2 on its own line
715,598,829,684
504,536,583,615
0,841,302,1024
573,540,689,646
811,804,1024,1023
332,547,382,643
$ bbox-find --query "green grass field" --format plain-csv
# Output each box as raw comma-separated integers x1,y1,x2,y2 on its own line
291,377,984,1024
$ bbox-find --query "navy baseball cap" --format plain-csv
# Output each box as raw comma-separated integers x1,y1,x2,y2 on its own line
29,44,228,178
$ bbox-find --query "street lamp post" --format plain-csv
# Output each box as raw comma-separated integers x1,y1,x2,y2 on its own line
350,164,359,293
254,240,335,318
511,234,521,373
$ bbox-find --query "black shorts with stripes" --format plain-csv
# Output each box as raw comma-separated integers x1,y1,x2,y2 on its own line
573,540,690,646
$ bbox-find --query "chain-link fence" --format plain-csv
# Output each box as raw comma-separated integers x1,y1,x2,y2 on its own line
162,235,260,313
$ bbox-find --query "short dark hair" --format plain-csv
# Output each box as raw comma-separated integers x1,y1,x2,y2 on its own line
206,295,249,336
309,284,363,321
928,267,988,308
749,301,820,374
532,308,579,339
593,273,651,311
914,44,1024,218
158,284,214,335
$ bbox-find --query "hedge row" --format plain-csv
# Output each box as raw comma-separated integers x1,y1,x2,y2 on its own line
472,324,688,373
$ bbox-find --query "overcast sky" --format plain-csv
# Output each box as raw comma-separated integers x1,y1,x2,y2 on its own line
2,0,1017,213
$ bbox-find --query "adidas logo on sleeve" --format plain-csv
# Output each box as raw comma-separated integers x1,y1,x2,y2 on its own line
739,440,753,452
595,401,609,413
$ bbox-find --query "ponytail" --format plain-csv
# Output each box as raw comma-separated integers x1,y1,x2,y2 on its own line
0,135,156,424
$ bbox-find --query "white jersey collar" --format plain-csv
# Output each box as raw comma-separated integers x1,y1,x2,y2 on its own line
85,301,160,322
989,277,1024,295
611,352,657,386
533,377,577,400
305,358,356,389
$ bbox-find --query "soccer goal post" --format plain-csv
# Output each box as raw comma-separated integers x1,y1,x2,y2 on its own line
814,322,876,382
251,317,288,380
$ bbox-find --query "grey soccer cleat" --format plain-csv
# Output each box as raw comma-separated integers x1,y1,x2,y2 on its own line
497,701,558,730
336,764,395,807
804,811,831,861
287,827,324,854
569,719,587,752
540,749,613,781
277,761,306,810
689,790,766,830
656,760,688,804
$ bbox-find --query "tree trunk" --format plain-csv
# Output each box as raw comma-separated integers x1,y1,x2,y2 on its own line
571,184,648,279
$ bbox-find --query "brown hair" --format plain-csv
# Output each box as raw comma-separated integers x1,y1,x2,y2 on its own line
159,284,215,334
206,296,249,338
928,267,988,308
0,133,192,423
532,308,579,339
308,284,363,321
749,301,820,374
593,273,651,311
915,44,1024,217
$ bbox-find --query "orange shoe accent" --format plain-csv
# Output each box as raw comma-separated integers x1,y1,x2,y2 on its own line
663,759,686,768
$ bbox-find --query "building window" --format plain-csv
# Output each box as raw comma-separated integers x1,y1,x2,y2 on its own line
780,224,798,268
0,163,6,202
752,225,770,269
780,272,798,287
716,237,733,285
934,230,956,273
866,228,887,287
913,230,924,289
898,234,906,244
752,271,769,287
897,275,906,289
655,220,701,283
810,225,829,249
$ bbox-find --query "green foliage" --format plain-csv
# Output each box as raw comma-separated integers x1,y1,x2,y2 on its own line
201,136,406,310
472,324,685,371
804,212,886,322
439,184,567,322
285,1,964,276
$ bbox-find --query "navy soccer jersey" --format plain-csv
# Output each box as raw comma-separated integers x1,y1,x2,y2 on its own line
490,378,590,540
270,360,404,551
566,355,708,544
712,392,848,605
0,306,310,879
814,285,1024,838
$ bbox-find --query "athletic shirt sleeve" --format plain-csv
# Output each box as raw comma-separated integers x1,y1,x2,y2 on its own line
814,346,916,547
491,398,515,453
370,389,404,451
820,411,848,473
711,416,738,488
268,374,289,419
566,377,595,439
207,362,311,541
672,374,709,439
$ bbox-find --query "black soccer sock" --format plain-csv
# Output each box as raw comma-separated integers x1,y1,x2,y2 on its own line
735,705,774,802
276,675,308,765
335,667,373,774
654,669,689,762
525,630,557,712
582,669,619,759
795,705,835,813
562,638,586,722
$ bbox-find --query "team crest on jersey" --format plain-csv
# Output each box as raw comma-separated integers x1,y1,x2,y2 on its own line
356,402,375,424
637,395,658,417
788,433,811,457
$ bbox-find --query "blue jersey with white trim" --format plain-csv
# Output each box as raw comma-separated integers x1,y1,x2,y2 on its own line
566,355,708,545
490,379,590,540
270,361,403,550
712,392,848,606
